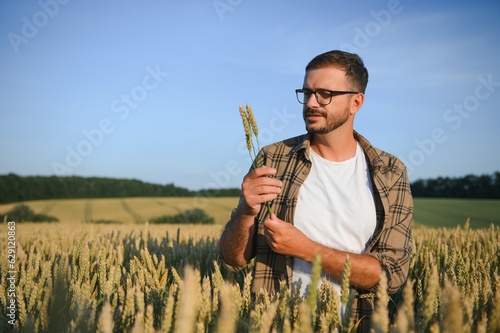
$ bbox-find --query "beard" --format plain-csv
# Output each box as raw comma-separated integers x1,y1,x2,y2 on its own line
303,106,350,134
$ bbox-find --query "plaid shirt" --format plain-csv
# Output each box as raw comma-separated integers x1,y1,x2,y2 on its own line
223,131,413,331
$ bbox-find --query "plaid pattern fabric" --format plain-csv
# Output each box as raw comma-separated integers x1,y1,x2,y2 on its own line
223,131,413,331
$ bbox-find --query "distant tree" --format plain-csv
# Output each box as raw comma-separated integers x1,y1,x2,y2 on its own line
0,204,58,222
410,179,425,197
149,208,214,224
477,174,494,198
495,172,500,197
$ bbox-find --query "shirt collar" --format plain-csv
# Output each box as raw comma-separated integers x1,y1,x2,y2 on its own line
291,133,312,160
290,130,383,168
354,130,384,169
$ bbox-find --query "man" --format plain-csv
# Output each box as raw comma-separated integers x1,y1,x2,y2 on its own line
219,50,413,330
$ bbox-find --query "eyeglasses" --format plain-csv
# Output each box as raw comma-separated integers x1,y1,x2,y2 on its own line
295,88,359,106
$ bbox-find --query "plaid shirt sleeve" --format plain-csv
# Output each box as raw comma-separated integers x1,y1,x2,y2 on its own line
357,132,414,295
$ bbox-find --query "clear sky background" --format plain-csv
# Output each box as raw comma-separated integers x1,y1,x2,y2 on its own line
1,0,499,190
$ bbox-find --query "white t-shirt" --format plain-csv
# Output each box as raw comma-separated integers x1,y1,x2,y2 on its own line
292,142,377,297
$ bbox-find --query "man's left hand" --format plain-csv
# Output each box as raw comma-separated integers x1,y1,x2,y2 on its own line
263,214,315,260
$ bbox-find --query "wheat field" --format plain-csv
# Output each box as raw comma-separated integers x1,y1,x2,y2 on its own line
0,197,240,225
0,220,499,332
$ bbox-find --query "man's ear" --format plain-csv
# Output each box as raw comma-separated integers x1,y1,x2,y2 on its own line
350,93,364,115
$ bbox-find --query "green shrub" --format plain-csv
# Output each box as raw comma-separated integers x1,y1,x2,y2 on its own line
85,219,123,224
149,208,214,224
0,204,59,222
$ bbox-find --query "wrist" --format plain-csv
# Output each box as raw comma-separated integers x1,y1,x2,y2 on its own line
237,202,260,218
301,241,322,262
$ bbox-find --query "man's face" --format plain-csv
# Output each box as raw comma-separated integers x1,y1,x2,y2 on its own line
302,67,355,135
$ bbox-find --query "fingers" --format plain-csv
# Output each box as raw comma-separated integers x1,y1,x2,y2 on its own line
240,167,282,215
244,167,282,188
263,214,278,231
263,215,294,255
263,216,277,249
248,165,277,178
243,167,282,192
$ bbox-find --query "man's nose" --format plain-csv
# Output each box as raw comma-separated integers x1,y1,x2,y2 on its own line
306,92,320,108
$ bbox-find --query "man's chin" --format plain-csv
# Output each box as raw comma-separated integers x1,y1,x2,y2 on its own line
306,125,328,135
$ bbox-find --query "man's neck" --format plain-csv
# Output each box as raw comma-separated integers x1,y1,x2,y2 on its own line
310,127,357,162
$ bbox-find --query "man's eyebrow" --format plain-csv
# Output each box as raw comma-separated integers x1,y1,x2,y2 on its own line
301,87,330,91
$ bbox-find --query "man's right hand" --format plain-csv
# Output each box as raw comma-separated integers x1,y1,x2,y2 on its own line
240,166,282,216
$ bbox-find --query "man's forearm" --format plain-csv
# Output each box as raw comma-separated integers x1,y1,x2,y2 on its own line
310,244,382,290
219,210,257,269
263,215,383,290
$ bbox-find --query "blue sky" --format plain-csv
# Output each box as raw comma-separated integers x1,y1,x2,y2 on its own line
1,0,499,190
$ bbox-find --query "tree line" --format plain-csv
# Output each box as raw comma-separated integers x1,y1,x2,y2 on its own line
1,172,499,204
0,173,241,204
410,172,500,198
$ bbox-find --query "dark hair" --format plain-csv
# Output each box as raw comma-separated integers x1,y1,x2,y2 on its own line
305,50,369,93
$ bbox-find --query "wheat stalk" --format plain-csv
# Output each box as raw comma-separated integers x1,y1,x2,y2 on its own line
216,283,241,333
371,271,390,333
239,105,253,157
238,104,273,216
440,281,463,333
394,280,415,333
174,266,200,333
97,302,114,333
340,256,351,306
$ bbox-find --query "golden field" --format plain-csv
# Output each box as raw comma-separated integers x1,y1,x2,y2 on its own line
0,197,239,225
0,198,499,332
